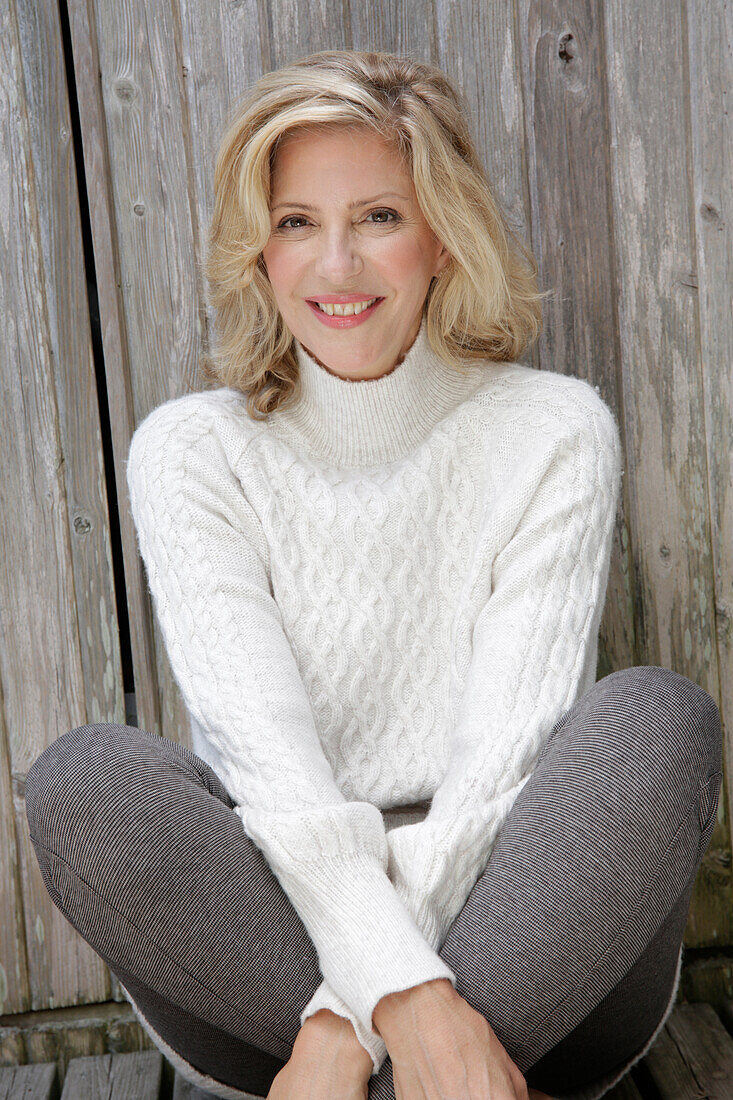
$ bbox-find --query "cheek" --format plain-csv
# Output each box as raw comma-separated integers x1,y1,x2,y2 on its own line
376,237,434,287
260,243,295,292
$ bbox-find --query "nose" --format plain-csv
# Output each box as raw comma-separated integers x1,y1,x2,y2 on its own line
313,225,364,284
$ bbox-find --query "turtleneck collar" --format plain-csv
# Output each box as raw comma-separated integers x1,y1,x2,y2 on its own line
270,314,488,468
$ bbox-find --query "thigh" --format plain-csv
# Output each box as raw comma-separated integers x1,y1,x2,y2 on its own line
25,723,322,1090
525,867,692,1093
368,665,722,1099
443,665,722,1069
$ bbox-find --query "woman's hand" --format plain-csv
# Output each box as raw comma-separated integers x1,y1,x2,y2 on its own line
267,1008,372,1099
372,978,531,1100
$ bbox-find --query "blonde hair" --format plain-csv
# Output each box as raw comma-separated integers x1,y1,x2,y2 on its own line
201,49,547,419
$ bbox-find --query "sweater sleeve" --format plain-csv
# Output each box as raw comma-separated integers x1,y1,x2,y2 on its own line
386,393,623,951
299,979,389,1067
125,398,456,1073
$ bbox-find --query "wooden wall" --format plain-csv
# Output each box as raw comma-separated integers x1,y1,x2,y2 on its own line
0,0,730,1016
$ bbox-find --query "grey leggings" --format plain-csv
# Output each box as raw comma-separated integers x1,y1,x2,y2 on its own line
24,665,723,1098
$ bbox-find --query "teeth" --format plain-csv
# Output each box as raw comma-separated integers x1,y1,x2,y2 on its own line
315,298,378,316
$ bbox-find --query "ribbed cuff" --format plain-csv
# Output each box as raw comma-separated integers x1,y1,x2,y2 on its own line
387,827,460,952
390,879,446,952
300,981,388,1075
237,802,457,1047
282,851,457,1041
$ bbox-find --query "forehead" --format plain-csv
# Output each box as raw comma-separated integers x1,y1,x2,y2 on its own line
271,125,410,186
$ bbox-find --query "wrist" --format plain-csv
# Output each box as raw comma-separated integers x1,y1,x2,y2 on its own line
372,977,454,1038
298,1007,353,1041
298,1009,373,1077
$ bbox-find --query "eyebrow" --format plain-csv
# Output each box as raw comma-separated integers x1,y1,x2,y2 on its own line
271,191,410,212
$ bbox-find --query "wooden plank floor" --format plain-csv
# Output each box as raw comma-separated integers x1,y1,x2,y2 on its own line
2,1001,732,1098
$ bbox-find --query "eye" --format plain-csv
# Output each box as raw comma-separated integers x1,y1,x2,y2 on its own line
276,215,309,230
274,208,401,231
366,208,400,224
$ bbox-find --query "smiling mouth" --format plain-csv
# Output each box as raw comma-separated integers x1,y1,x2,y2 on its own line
308,297,384,316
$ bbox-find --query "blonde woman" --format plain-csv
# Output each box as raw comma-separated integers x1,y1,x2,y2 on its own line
26,50,722,1100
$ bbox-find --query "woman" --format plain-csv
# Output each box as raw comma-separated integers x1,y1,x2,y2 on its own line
25,49,722,1100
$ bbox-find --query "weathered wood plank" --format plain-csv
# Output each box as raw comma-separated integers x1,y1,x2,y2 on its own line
0,0,111,1016
0,999,153,1075
603,0,720,679
172,1071,264,1099
80,0,202,751
65,0,160,748
0,704,27,1017
267,0,348,67
516,2,629,682
60,1051,162,1099
177,0,264,368
0,1062,59,1100
0,1024,26,1067
15,0,124,730
0,0,49,1018
603,0,730,944
641,1001,733,1099
14,0,127,1018
604,1073,644,1099
665,1002,733,1098
23,1014,141,1081
686,0,733,861
719,997,733,1037
640,1023,703,1100
681,949,733,1006
684,848,733,954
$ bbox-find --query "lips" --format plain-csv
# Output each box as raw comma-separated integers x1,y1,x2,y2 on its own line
307,295,384,305
306,297,385,328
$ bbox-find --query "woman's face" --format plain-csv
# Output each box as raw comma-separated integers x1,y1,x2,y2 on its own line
261,126,450,381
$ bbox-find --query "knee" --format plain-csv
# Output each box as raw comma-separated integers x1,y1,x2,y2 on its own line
593,665,723,789
25,723,148,853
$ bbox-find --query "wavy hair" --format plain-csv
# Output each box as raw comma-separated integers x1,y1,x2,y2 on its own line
201,49,547,419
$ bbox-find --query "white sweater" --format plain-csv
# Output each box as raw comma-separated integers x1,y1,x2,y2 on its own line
125,314,622,1076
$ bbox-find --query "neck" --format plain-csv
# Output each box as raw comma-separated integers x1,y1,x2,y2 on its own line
272,315,488,468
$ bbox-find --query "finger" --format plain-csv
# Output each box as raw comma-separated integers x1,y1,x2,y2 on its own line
395,1063,427,1100
503,1067,527,1100
466,1064,491,1100
484,1064,521,1100
508,1064,530,1099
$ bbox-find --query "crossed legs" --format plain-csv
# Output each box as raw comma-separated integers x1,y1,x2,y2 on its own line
24,665,723,1098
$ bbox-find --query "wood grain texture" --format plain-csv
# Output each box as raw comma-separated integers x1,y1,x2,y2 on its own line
59,1051,162,1099
686,0,733,908
603,0,717,680
516,0,632,680
645,1003,733,1100
88,0,203,748
0,0,112,1015
10,0,126,1008
605,1077,645,1100
603,0,730,946
14,0,123,730
0,1062,59,1100
172,1074,263,1099
65,0,160,746
641,1024,704,1100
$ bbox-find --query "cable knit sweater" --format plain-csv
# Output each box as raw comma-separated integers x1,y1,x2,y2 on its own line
125,314,623,1085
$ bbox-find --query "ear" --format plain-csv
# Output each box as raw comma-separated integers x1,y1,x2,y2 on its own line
433,245,451,278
